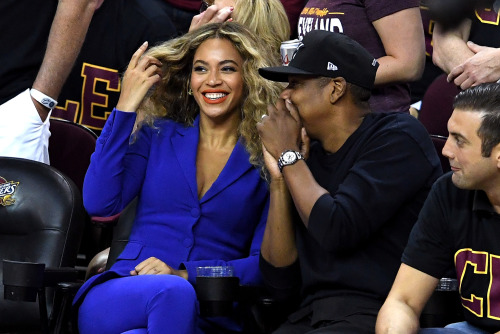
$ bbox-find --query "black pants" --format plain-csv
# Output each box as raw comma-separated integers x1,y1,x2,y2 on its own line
273,295,380,334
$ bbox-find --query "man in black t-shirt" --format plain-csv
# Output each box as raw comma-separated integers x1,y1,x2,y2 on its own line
377,83,500,333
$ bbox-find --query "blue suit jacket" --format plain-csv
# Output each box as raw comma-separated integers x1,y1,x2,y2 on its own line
75,109,269,304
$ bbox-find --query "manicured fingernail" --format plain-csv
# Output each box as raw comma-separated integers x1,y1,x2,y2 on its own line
229,6,234,11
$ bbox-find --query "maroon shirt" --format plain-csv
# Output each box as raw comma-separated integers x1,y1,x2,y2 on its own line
298,0,419,113
163,0,200,11
281,0,307,38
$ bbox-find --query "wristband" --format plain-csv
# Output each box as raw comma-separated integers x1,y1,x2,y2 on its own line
30,88,58,109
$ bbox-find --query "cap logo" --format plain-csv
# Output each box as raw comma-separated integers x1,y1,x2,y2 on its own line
292,42,304,60
327,62,338,71
0,176,19,206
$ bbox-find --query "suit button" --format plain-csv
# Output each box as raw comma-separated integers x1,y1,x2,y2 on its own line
183,238,193,248
190,208,200,218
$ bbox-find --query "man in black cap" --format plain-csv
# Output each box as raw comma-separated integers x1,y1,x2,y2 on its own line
257,30,443,333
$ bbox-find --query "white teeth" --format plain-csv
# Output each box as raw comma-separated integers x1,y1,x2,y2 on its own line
204,93,227,100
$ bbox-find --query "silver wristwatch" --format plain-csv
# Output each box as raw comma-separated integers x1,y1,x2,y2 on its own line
278,150,304,173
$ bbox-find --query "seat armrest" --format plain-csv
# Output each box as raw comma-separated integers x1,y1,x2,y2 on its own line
44,267,79,287
3,260,45,302
237,285,291,334
3,260,80,302
91,212,122,227
238,285,271,303
50,281,84,333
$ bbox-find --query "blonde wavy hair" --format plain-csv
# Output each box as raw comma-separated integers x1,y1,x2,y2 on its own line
138,22,282,178
233,0,291,63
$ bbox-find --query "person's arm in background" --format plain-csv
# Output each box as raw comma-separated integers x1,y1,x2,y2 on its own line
432,19,473,76
376,264,439,334
449,41,500,89
31,0,103,121
433,15,500,90
372,7,426,85
433,17,500,89
279,0,307,38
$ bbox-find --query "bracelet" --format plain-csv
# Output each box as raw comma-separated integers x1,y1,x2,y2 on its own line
30,88,58,109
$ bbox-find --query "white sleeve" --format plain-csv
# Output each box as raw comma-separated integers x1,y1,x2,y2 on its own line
0,89,51,164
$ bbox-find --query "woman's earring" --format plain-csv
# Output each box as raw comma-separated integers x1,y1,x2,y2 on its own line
188,88,193,95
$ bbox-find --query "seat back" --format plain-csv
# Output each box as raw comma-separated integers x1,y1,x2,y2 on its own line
105,198,138,270
419,73,460,137
48,118,98,192
49,118,102,264
0,157,85,331
430,134,450,173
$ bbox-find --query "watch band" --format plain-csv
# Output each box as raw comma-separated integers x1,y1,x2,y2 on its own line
30,88,58,109
278,150,304,173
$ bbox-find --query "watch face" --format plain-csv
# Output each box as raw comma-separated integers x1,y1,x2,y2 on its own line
282,151,297,163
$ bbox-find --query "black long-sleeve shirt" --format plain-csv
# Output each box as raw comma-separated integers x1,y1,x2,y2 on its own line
260,112,443,323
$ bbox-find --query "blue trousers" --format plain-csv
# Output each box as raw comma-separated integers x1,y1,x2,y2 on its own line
78,275,199,334
419,321,490,334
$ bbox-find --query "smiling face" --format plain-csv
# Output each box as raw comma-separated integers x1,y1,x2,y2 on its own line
443,109,499,191
190,38,244,122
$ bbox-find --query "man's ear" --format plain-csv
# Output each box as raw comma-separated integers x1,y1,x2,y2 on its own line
329,77,347,104
493,143,500,169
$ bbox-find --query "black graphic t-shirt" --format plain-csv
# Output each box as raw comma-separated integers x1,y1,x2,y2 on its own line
0,0,58,104
403,173,500,332
52,0,177,134
468,6,500,48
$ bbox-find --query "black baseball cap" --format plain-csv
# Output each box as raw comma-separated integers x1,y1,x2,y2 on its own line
259,30,379,90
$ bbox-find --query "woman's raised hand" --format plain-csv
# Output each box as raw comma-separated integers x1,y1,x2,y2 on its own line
116,42,163,113
189,5,233,33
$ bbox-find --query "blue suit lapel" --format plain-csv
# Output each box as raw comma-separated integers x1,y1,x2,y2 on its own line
171,116,254,203
171,118,199,202
200,138,252,204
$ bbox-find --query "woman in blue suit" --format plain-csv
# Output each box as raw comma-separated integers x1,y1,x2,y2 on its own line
74,22,282,334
